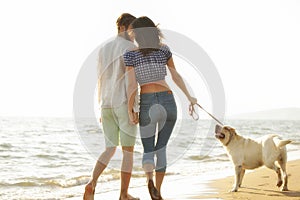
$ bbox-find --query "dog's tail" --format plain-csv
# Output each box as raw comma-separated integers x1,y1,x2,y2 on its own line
273,136,292,148
277,140,292,148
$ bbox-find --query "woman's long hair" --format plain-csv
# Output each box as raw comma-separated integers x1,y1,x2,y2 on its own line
130,16,163,56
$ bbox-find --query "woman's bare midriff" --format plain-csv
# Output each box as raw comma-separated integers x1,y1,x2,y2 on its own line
140,80,171,94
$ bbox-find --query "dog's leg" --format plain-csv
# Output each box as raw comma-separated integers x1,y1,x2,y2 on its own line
281,166,288,191
267,163,283,189
238,168,245,187
266,161,283,190
232,165,242,192
275,166,283,187
277,158,288,191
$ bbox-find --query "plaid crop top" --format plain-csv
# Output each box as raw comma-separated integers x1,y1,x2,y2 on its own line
123,45,172,85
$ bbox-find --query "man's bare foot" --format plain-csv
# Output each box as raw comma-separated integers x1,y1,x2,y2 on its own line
83,181,95,200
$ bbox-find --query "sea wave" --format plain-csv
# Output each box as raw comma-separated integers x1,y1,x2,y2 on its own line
45,176,90,188
0,143,13,149
0,176,91,188
188,153,229,161
0,181,39,187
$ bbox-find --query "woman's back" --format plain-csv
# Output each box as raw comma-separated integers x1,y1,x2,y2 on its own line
123,45,172,93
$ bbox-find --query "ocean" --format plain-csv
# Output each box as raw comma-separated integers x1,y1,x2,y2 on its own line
1,117,299,200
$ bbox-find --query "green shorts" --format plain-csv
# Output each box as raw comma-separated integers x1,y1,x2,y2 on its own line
101,104,137,147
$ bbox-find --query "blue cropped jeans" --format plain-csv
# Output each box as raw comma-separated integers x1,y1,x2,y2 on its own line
139,91,177,172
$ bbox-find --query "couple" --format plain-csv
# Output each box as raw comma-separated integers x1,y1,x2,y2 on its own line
84,13,197,200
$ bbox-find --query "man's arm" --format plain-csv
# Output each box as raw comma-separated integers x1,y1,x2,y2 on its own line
97,78,101,105
97,55,102,123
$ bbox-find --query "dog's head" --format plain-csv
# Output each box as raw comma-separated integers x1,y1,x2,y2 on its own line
215,124,236,146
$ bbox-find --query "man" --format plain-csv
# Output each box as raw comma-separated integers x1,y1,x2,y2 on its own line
84,13,139,200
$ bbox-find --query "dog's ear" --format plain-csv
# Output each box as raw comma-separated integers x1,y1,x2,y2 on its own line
229,127,236,135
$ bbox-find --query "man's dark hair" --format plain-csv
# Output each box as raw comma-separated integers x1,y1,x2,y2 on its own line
116,13,136,31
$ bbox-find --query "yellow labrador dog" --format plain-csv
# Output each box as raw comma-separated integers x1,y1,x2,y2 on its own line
215,124,291,192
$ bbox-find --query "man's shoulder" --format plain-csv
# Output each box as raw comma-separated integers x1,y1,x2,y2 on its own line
117,37,135,50
100,37,135,51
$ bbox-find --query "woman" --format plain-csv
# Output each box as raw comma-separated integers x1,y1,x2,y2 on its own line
124,16,197,200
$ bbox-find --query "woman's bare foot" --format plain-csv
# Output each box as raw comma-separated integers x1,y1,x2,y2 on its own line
83,181,95,200
148,179,160,200
119,194,140,200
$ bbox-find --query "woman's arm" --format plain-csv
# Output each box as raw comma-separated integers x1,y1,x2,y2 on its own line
167,57,197,104
126,66,139,124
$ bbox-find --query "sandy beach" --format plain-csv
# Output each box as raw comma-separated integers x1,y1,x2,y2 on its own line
193,159,300,200
78,159,299,200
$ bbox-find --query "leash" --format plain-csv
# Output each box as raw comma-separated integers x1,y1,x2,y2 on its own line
189,103,224,126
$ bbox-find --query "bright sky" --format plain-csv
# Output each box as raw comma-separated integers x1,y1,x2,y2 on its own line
0,0,299,117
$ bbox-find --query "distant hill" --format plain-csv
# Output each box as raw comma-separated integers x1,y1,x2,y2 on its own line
229,107,300,120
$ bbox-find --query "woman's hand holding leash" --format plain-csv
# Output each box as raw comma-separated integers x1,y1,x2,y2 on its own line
189,101,224,125
188,96,197,105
